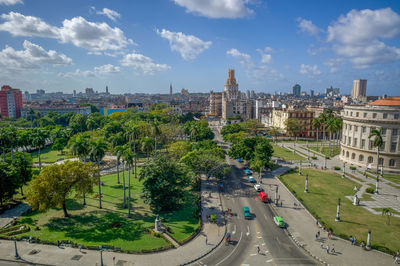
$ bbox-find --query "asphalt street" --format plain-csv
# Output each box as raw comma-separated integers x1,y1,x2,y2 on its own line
198,124,317,266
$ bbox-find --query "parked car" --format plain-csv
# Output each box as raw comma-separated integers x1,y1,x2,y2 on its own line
258,192,269,202
243,206,251,219
254,184,262,191
273,216,285,228
248,176,255,183
244,169,252,175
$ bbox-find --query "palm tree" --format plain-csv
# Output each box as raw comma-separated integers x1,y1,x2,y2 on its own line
268,126,280,143
114,145,125,184
86,117,98,132
369,128,383,174
31,129,47,170
190,125,199,149
69,134,90,162
89,138,108,209
141,137,154,160
27,108,35,128
325,117,336,157
334,117,343,148
151,118,161,151
123,149,134,218
312,117,321,148
7,127,17,162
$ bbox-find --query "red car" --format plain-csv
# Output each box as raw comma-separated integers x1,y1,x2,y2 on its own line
258,192,269,202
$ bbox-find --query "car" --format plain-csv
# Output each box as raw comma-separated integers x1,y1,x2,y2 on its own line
248,176,255,183
244,169,252,175
273,216,285,228
254,184,262,191
258,192,269,202
243,206,251,219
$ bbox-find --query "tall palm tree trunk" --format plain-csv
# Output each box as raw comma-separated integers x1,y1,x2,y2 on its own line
376,147,380,174
316,128,319,149
128,164,131,218
117,159,120,184
38,147,42,170
329,131,332,157
98,163,102,209
122,161,126,208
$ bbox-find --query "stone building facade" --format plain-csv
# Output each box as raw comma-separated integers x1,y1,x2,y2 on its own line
340,97,400,173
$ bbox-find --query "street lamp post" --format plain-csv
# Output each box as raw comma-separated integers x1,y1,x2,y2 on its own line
304,174,309,193
100,245,104,266
14,237,20,260
275,185,279,205
307,140,310,161
375,176,379,194
299,161,302,175
366,231,372,250
324,156,327,169
342,162,346,178
335,198,341,222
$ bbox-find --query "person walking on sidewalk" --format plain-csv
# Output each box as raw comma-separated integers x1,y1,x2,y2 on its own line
331,244,335,254
205,236,208,245
257,246,260,254
326,244,330,254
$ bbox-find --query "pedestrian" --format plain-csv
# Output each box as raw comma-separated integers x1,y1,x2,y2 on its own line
205,236,208,245
294,202,297,208
316,219,319,226
315,233,318,240
206,215,209,221
353,236,356,245
320,242,324,249
57,240,60,248
257,246,260,254
79,245,82,252
326,244,330,254
29,236,32,243
395,256,398,264
331,244,335,254
113,256,116,266
317,231,320,238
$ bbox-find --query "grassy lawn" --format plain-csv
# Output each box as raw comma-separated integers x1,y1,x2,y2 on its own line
17,169,200,251
29,146,74,163
271,143,306,161
279,169,400,253
373,208,400,216
365,171,400,185
308,145,340,158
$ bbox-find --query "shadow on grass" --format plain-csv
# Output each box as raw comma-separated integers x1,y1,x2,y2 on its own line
341,219,367,226
46,211,152,242
110,185,123,189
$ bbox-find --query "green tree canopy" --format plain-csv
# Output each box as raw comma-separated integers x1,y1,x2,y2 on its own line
221,123,243,140
139,153,190,212
0,161,17,206
168,141,192,160
26,161,98,217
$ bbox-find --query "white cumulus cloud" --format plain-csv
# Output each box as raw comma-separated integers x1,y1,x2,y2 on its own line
256,46,273,64
0,0,22,5
227,48,253,67
173,0,254,19
121,51,170,74
297,17,321,36
327,8,400,68
0,40,72,71
157,29,211,60
299,64,321,76
96,8,121,22
0,12,132,52
59,64,121,78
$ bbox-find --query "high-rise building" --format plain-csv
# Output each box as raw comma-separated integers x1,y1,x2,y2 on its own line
85,88,94,95
0,85,23,119
292,84,301,96
170,83,173,101
310,90,314,97
106,86,109,94
209,91,222,116
352,79,367,101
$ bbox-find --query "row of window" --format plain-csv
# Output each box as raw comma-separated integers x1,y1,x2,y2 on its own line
289,113,314,118
344,124,399,136
346,110,400,120
343,136,398,152
342,150,396,167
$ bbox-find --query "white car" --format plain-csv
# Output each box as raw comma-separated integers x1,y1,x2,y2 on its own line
254,184,262,191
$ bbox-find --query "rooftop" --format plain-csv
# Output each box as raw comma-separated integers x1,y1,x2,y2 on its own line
368,97,400,106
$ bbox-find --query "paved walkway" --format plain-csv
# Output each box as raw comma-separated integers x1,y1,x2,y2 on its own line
0,176,225,266
262,166,394,266
0,204,32,228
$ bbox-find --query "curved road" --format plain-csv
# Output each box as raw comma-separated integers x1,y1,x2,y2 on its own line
196,124,317,266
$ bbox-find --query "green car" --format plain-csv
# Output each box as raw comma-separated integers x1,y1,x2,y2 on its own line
243,206,251,219
273,216,285,228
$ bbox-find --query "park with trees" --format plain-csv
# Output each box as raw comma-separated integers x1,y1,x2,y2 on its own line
0,107,225,252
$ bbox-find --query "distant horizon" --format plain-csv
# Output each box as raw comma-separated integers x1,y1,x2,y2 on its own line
0,0,399,95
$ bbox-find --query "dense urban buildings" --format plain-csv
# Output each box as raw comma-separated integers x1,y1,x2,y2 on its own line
0,85,23,119
351,79,367,102
270,107,316,137
340,97,400,173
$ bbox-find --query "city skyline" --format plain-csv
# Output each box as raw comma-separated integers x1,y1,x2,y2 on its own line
0,0,399,95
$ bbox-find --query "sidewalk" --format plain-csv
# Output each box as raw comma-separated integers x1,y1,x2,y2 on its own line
262,167,394,266
0,176,225,266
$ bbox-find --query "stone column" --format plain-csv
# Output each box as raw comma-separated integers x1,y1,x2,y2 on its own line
366,231,371,250
335,198,341,221
353,194,359,205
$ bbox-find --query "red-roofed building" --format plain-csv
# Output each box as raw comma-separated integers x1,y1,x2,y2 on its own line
0,85,23,119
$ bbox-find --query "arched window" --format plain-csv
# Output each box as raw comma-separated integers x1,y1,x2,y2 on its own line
342,150,345,156
359,155,364,161
346,151,349,158
351,153,356,159
368,156,373,163
389,159,395,167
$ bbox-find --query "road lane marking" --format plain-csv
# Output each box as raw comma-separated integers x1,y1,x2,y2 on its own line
250,253,257,256
246,226,250,236
215,232,243,266
266,259,273,263
232,224,236,234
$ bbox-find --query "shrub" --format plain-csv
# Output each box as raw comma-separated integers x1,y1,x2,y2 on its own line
334,166,341,170
366,187,375,194
350,166,357,171
311,156,317,160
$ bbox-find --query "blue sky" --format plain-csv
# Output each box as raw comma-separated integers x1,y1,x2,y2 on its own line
0,0,399,96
